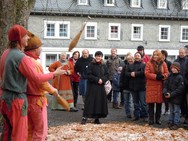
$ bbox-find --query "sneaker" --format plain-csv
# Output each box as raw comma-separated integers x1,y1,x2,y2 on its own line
143,117,148,122
81,118,87,124
94,119,101,124
70,107,78,112
155,120,162,125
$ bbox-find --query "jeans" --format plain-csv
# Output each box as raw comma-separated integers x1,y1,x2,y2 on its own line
72,81,79,107
79,79,87,103
113,90,119,104
123,90,132,116
131,91,148,118
169,103,181,125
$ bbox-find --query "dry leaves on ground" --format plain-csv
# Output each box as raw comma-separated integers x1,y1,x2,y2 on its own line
47,122,188,141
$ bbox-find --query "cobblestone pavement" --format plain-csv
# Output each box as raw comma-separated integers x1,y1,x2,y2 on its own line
47,95,186,129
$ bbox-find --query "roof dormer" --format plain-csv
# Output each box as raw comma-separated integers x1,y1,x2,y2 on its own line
104,0,115,7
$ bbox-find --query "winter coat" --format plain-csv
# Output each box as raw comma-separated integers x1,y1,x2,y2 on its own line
119,64,130,91
83,59,109,118
112,71,120,91
184,57,188,92
126,61,146,92
174,56,186,75
68,57,80,82
74,55,93,79
163,73,184,105
106,56,122,80
145,61,168,103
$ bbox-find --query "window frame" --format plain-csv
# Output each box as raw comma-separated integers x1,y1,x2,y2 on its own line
131,24,143,41
104,0,115,6
180,26,188,42
159,25,171,42
44,20,70,39
108,23,121,40
85,22,97,40
131,0,141,8
78,0,88,5
157,0,167,9
182,0,188,10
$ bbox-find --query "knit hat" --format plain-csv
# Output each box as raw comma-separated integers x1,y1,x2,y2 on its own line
171,62,180,72
8,24,28,47
25,31,42,51
137,45,144,51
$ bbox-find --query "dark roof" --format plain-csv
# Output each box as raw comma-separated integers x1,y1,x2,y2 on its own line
31,0,188,20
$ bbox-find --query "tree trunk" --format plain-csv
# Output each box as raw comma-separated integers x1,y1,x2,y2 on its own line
0,0,36,56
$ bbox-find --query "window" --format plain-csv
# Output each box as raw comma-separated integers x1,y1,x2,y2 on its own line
46,54,57,68
182,0,188,10
157,0,167,9
108,23,121,40
131,0,141,8
85,22,97,40
78,0,88,5
131,24,143,41
104,0,115,6
180,26,188,42
44,21,70,39
159,25,170,41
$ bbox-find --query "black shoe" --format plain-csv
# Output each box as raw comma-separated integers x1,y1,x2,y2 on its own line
127,115,132,119
81,118,87,124
148,121,154,125
168,122,174,128
132,117,139,121
70,107,78,112
94,119,101,124
170,124,179,130
155,120,161,125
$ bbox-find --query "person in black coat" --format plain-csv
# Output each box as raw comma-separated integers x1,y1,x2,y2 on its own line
126,52,148,121
81,51,109,124
161,50,172,114
163,62,184,130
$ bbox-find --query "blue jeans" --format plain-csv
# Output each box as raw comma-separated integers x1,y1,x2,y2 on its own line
79,79,87,97
123,90,132,116
131,91,148,118
113,90,119,104
169,103,181,125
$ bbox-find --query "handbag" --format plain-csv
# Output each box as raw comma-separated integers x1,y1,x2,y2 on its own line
104,80,112,95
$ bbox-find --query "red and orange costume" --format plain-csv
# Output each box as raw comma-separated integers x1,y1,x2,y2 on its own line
49,58,74,110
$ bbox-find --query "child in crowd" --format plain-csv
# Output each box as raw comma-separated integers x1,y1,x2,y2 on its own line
163,62,184,130
112,66,123,109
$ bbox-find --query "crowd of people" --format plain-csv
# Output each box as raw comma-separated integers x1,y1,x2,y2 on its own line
0,24,188,141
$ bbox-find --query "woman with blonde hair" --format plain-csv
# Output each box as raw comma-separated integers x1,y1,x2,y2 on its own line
145,50,168,125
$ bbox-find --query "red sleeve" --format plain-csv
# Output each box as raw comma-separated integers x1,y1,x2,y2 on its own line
19,56,54,83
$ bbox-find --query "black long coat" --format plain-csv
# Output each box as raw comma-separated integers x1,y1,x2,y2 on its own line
83,59,109,118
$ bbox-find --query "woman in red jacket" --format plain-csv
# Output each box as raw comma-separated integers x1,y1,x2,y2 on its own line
145,50,168,125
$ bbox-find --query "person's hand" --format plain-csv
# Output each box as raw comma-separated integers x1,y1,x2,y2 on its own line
52,89,58,97
98,79,102,84
131,72,135,77
156,74,164,80
164,93,170,98
53,67,66,77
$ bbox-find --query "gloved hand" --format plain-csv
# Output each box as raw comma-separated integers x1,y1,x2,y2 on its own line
156,74,164,81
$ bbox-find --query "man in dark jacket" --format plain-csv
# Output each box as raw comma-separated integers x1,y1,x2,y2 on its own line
74,49,93,106
174,48,187,124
